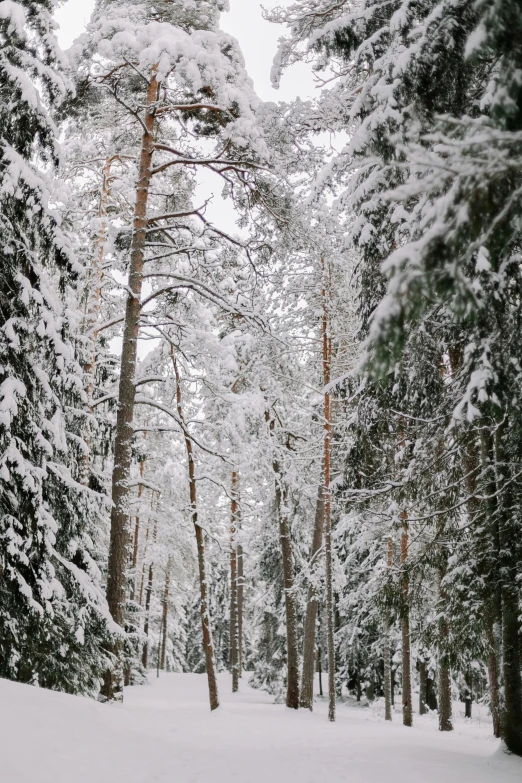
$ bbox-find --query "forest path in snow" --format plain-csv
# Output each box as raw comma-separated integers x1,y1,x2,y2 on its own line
2,672,521,783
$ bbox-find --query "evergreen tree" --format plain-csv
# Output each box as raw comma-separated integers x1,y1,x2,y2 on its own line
0,0,110,693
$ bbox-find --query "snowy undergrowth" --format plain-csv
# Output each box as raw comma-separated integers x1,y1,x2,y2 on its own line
2,673,520,783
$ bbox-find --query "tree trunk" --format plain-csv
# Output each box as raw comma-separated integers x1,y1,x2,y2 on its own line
400,511,412,727
464,672,472,719
419,660,427,716
300,485,325,710
426,675,438,711
265,408,300,710
384,536,393,721
317,603,323,697
141,560,154,669
160,558,171,671
172,349,219,711
139,516,151,608
438,568,453,732
101,72,159,701
322,257,336,723
276,474,300,710
237,537,244,678
230,470,239,693
130,455,146,603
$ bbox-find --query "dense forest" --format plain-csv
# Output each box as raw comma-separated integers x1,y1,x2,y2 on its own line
1,0,522,761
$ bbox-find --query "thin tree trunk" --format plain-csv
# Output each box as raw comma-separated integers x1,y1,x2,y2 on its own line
276,471,300,710
322,257,336,723
130,456,146,603
400,511,412,727
172,349,219,711
486,620,502,738
237,536,244,678
437,565,453,731
265,408,300,710
139,516,151,608
160,558,171,671
300,485,325,710
464,672,472,719
101,72,159,701
230,470,239,692
124,459,145,688
141,515,157,670
317,603,324,697
384,536,393,721
142,560,154,669
419,661,427,716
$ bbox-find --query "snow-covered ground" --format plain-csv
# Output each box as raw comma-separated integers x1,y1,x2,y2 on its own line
2,672,520,783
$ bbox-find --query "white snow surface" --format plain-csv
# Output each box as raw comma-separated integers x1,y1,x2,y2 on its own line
1,673,521,783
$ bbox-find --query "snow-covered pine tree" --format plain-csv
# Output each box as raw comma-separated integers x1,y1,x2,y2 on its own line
71,0,270,701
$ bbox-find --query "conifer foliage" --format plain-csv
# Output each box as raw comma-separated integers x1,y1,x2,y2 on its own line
0,0,109,692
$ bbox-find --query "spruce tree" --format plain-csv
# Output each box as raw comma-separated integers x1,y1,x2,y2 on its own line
0,0,110,693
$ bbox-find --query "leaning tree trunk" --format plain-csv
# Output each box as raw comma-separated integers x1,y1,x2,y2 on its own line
101,72,159,701
384,536,393,722
172,349,219,711
322,257,336,723
400,511,412,727
300,485,325,710
230,470,240,693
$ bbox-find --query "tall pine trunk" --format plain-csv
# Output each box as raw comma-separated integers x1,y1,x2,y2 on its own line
101,72,159,701
300,485,325,710
322,258,336,723
400,511,412,727
172,349,219,711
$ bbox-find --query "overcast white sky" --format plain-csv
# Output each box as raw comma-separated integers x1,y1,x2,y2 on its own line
54,0,315,102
